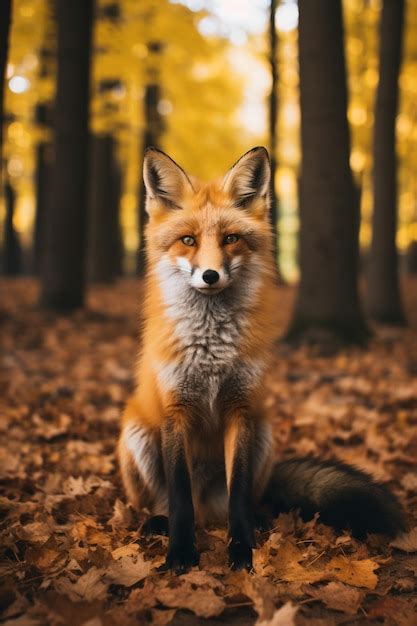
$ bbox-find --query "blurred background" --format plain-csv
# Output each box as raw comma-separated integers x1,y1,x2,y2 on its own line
1,0,416,337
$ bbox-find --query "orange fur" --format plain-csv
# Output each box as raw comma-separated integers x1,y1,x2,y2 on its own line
118,147,278,524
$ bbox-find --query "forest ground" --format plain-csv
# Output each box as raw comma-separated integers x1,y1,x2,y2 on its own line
1,278,417,626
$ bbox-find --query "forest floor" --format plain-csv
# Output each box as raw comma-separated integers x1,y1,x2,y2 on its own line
1,278,417,626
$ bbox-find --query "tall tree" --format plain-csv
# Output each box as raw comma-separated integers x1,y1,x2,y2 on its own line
269,0,279,273
365,0,405,324
88,133,123,282
40,0,94,309
3,179,22,275
34,1,56,274
0,0,12,186
287,0,368,344
137,42,164,278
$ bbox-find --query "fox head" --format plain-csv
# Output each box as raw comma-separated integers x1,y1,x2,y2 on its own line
143,147,274,297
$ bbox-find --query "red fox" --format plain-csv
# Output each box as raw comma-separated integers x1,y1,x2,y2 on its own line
118,146,405,573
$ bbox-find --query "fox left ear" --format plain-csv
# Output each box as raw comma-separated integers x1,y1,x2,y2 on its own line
143,147,194,214
222,147,271,210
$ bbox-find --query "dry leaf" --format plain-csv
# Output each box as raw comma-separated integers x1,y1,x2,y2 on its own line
305,581,364,614
54,567,107,602
325,556,379,589
105,552,151,586
390,527,417,553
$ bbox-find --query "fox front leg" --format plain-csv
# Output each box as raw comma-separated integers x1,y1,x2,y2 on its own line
224,413,255,571
160,416,199,574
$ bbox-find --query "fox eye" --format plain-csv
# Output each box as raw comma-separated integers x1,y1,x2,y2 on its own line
181,235,196,246
224,234,239,245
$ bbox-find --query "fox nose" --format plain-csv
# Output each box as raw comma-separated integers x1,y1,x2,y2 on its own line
202,269,220,285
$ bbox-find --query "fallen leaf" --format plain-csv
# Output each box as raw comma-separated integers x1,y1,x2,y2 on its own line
390,527,417,553
54,567,107,602
305,581,365,614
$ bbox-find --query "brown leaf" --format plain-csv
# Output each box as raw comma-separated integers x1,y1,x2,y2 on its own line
325,555,379,589
390,527,417,553
155,574,226,618
54,567,107,602
105,552,151,586
305,581,365,614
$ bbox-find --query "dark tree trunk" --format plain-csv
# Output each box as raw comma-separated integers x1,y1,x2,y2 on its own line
138,42,164,277
287,0,368,345
269,0,280,276
40,0,93,309
365,0,405,324
88,134,123,283
33,2,56,275
3,180,22,275
34,105,54,274
0,0,12,185
137,81,164,277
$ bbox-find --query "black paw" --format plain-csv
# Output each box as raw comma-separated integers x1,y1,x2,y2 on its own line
141,515,169,537
158,543,200,574
228,541,253,572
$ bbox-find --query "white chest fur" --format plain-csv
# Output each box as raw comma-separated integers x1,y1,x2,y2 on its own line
153,258,265,417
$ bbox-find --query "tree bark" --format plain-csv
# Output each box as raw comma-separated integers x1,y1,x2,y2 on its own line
269,0,280,276
0,0,12,187
138,40,164,277
3,180,22,275
34,105,54,274
33,1,56,274
287,0,368,345
40,0,93,309
137,80,164,277
365,0,405,324
88,134,123,283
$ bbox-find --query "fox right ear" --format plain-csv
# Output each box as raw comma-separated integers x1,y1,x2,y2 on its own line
143,148,194,213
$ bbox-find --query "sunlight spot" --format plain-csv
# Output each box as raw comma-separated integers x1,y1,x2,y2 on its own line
276,1,298,33
9,76,30,94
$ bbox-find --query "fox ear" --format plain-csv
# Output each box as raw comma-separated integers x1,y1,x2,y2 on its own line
143,147,194,213
223,147,271,209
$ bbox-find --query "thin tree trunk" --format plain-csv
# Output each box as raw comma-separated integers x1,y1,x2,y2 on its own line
0,0,12,187
138,41,164,277
268,0,280,278
33,1,56,274
40,0,93,309
4,179,22,275
88,134,122,283
34,105,54,274
287,0,368,345
366,0,405,324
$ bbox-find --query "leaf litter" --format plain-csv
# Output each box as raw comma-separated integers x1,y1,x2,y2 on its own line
1,278,417,625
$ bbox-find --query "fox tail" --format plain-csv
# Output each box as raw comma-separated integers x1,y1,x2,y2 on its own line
261,457,405,538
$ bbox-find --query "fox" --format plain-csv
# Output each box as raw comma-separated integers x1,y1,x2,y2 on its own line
118,146,405,574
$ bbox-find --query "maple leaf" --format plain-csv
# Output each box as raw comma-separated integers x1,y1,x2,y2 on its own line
54,567,108,602
304,581,365,614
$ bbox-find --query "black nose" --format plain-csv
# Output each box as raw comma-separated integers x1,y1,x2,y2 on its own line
202,269,220,285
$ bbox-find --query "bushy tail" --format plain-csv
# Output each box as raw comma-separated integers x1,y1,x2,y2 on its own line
261,457,405,538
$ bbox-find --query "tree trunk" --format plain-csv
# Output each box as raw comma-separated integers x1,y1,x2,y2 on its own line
365,0,405,324
34,105,54,274
40,0,93,309
88,134,123,283
3,180,22,275
33,1,56,274
138,41,164,277
287,0,368,345
269,0,280,276
0,0,12,186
